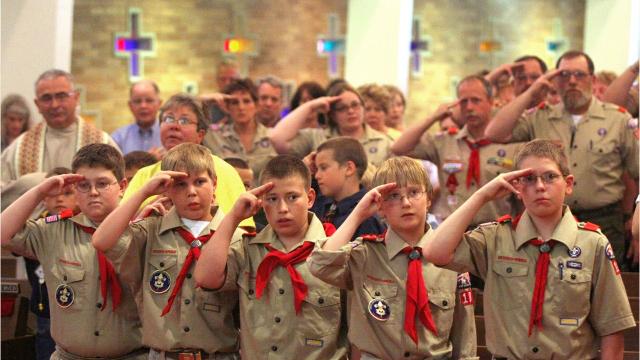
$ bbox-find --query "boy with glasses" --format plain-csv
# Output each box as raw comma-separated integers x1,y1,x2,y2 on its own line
308,157,477,359
423,139,635,359
1,144,145,360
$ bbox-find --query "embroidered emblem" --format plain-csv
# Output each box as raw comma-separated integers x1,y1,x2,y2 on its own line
149,270,171,294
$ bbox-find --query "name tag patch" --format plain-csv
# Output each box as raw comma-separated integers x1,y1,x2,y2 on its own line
566,261,582,269
559,318,579,327
305,338,324,347
203,303,220,312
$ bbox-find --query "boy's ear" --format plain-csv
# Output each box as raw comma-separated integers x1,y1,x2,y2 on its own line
306,187,316,209
196,129,206,144
564,174,574,196
344,160,357,177
118,178,128,198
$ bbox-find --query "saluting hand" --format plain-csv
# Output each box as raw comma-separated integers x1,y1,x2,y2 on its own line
135,196,173,221
230,182,275,222
142,171,188,197
307,96,341,114
527,69,562,98
353,183,397,221
432,100,460,122
476,168,533,202
38,174,85,198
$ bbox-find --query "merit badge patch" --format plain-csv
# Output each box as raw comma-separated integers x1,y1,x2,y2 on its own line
457,273,474,306
368,298,391,321
568,246,581,258
566,260,582,270
149,270,171,294
442,162,463,174
55,284,74,308
497,148,506,157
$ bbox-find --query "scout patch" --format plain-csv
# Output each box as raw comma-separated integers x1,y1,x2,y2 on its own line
149,270,172,294
566,260,582,269
305,338,324,348
568,246,581,258
597,128,607,136
456,273,474,306
442,162,463,174
368,298,391,321
55,284,74,308
559,318,579,327
45,209,74,223
487,157,514,170
605,243,621,275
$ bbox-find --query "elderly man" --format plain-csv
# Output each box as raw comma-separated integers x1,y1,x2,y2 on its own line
392,75,522,226
1,69,117,185
485,50,639,269
256,75,284,127
110,80,163,156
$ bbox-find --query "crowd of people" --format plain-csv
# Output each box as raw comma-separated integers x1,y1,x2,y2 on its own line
0,49,638,360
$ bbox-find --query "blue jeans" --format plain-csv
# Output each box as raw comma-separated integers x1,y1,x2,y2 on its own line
35,316,55,360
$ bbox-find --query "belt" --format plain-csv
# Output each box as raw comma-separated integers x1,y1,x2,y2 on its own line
54,346,148,360
152,349,239,360
573,202,621,219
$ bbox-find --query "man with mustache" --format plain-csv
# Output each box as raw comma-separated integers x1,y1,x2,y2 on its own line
485,50,639,270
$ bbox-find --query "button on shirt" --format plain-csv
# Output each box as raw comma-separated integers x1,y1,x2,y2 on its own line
444,207,635,359
111,121,162,154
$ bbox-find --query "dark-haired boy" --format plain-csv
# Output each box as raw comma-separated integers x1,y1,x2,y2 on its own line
124,151,157,183
313,137,385,237
1,144,144,360
194,155,348,359
93,143,242,359
424,139,635,359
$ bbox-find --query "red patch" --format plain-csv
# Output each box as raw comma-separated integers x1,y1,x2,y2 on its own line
366,275,394,284
243,231,257,238
496,214,512,223
618,106,628,114
611,259,621,275
322,222,337,236
537,101,547,110
497,255,528,263
447,127,459,135
361,234,381,242
460,289,475,306
578,222,600,232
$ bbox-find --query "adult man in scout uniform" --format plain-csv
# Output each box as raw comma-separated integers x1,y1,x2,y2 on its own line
392,75,522,225
485,50,639,269
1,69,118,185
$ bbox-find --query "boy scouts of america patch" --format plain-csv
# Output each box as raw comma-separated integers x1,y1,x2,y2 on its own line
368,298,391,321
568,246,581,258
457,272,474,306
149,270,172,294
55,284,75,308
605,243,621,275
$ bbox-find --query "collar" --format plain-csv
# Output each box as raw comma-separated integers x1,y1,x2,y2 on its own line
135,121,159,135
248,213,325,252
46,118,79,135
324,187,366,215
454,126,471,141
384,226,433,260
514,206,578,250
70,213,99,229
326,124,385,142
158,206,222,236
548,96,605,121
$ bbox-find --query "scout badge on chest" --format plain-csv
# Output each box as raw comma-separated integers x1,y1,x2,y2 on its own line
368,298,391,321
443,161,463,207
149,270,172,294
55,284,75,308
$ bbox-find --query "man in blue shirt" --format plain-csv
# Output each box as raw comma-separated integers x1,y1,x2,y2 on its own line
111,80,163,157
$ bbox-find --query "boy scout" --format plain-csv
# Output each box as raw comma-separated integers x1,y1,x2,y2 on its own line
308,157,477,360
194,155,349,359
0,144,144,360
92,143,242,359
392,75,521,226
424,139,635,359
269,82,392,167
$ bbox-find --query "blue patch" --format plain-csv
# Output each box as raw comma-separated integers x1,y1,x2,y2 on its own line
368,298,391,321
55,284,74,308
568,246,581,258
149,270,171,294
605,243,615,260
457,272,472,289
566,260,582,269
497,149,506,157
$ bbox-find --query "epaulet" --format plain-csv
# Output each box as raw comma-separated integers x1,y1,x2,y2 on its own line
243,231,258,238
617,106,629,114
536,101,548,110
447,127,459,135
577,221,601,233
360,234,384,243
496,214,512,223
44,209,74,224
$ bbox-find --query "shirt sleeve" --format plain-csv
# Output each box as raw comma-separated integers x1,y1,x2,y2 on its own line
449,273,479,360
9,218,48,261
443,225,492,280
287,128,317,158
307,238,365,290
103,221,149,294
620,115,639,180
215,236,248,292
511,113,536,143
411,132,440,163
211,155,255,228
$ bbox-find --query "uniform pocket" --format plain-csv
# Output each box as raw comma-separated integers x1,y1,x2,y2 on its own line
428,292,455,333
490,261,529,310
51,265,86,310
552,269,592,316
300,289,341,336
362,282,400,324
147,254,178,296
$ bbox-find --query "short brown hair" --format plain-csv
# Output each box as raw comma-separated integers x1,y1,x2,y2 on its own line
259,155,311,189
159,93,208,132
515,139,570,176
372,156,432,199
161,143,216,180
358,84,392,114
46,167,72,178
556,50,595,74
317,137,368,179
327,82,364,129
124,151,157,171
72,144,125,181
223,78,258,102
384,85,406,106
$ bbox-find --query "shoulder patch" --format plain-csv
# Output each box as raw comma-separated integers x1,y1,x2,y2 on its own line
243,231,258,238
577,221,600,232
537,101,547,110
496,214,512,223
447,127,459,135
617,106,629,114
361,234,384,242
44,209,74,224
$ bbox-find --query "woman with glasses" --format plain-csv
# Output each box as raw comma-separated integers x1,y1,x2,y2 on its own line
201,78,277,185
269,82,392,167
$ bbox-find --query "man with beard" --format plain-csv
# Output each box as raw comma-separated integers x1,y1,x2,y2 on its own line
392,75,522,226
485,50,639,269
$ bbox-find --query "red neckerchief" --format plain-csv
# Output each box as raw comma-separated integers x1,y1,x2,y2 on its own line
527,238,556,335
161,227,214,316
75,224,122,311
255,242,315,314
401,246,437,344
463,138,491,188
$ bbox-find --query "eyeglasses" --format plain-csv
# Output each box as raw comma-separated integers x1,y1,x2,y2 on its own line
558,70,590,82
162,115,197,127
519,172,564,186
37,91,74,105
384,189,426,205
334,102,362,113
75,180,118,193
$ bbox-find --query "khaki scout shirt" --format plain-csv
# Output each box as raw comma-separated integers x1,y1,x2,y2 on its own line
445,207,636,359
202,122,277,181
511,97,639,210
413,126,522,225
105,207,243,354
288,124,392,166
10,214,142,358
308,227,478,360
217,213,348,359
